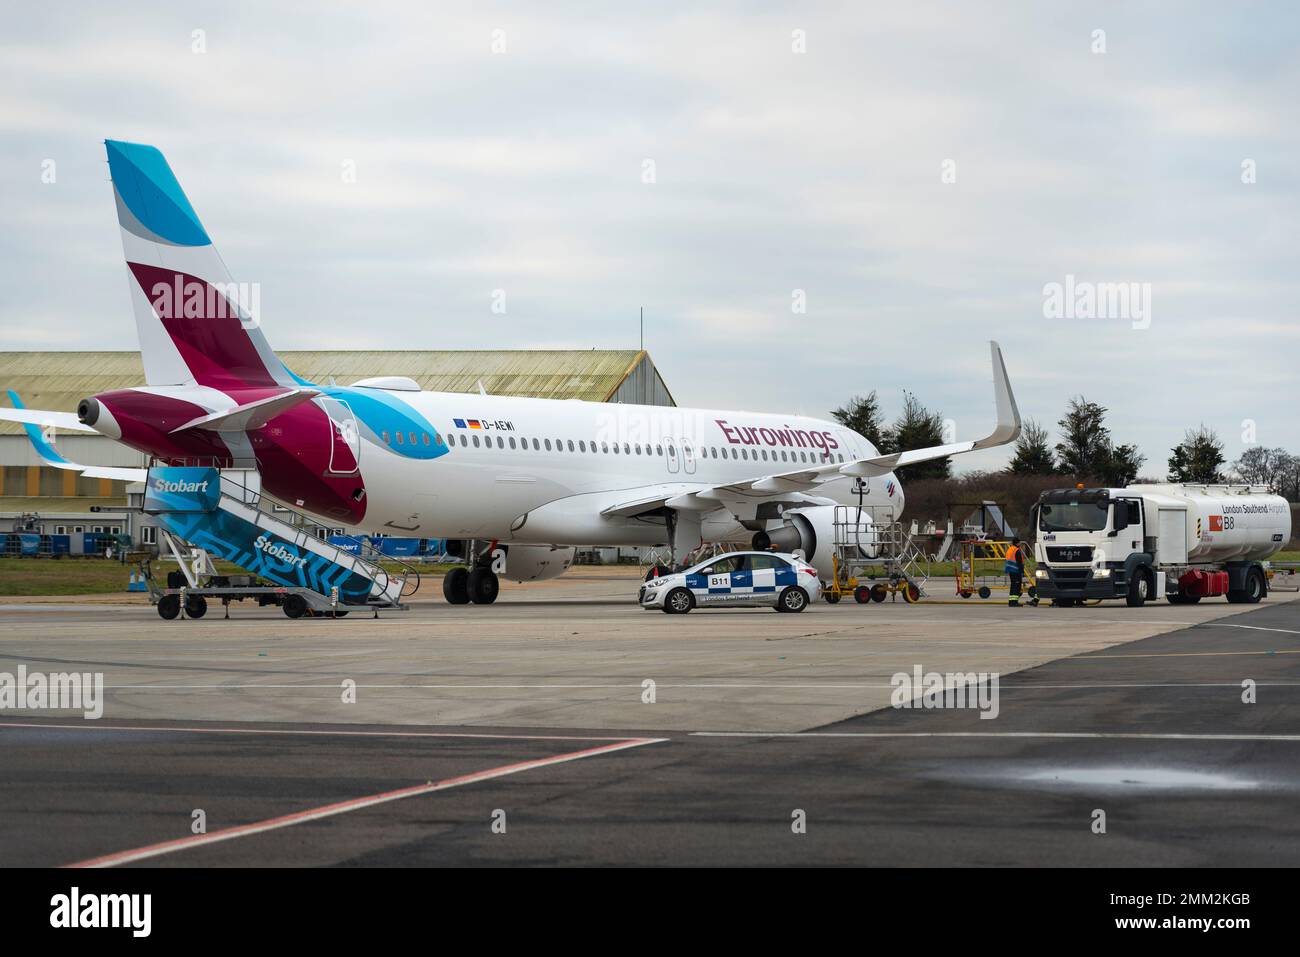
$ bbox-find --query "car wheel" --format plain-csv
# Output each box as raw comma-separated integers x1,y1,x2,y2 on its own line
663,587,694,614
442,566,470,604
778,586,808,613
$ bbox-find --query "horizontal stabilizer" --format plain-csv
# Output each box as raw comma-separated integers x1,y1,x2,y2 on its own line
169,388,319,433
5,390,146,482
0,392,96,433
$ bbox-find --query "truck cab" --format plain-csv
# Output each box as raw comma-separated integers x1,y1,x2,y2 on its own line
1032,487,1156,606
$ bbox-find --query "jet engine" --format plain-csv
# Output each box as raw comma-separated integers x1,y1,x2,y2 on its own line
750,505,877,580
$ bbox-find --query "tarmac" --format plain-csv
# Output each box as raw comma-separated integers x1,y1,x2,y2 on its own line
0,570,1296,866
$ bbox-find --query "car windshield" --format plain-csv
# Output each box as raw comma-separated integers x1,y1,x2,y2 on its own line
1039,501,1109,532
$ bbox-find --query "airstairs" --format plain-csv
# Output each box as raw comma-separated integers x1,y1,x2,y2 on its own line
826,504,932,603
141,464,419,617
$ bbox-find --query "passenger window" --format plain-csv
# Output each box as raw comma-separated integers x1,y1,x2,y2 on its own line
497,436,504,448
568,440,575,452
409,432,417,445
545,439,552,451
472,435,480,447
396,432,404,445
382,431,390,444
579,440,586,452
509,437,516,449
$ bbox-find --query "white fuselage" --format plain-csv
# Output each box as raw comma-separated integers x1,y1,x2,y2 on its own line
343,389,903,546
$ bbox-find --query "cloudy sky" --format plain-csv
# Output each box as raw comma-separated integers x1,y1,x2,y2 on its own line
1,1,1297,473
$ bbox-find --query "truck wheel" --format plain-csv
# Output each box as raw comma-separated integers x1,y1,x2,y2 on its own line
663,587,694,614
157,594,180,620
1229,567,1266,604
282,594,308,619
1167,593,1201,605
1126,569,1152,607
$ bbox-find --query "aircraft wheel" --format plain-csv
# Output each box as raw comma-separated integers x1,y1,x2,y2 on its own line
468,567,500,604
442,566,470,604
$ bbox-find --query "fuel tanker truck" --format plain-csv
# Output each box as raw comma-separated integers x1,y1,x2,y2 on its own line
1032,484,1291,607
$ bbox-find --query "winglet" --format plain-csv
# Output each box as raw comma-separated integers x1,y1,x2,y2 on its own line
971,340,1021,451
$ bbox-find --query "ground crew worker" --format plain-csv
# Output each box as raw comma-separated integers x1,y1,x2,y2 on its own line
1005,539,1026,607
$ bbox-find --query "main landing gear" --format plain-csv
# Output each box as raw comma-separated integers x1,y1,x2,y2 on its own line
442,564,500,604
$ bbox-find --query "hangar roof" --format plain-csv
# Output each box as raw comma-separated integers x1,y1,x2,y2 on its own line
0,350,675,434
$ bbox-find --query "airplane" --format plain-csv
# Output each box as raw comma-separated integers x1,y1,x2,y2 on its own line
0,140,1022,606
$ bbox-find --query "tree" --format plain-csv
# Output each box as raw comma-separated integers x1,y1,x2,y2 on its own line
882,391,950,481
1101,443,1146,486
1054,396,1112,478
1167,425,1225,483
1006,419,1057,475
1274,453,1300,502
1231,446,1288,488
831,391,887,450
1054,395,1146,484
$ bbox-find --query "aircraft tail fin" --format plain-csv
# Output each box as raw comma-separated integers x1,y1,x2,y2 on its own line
105,140,299,392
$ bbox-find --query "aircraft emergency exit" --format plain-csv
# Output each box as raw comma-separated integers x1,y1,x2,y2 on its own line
0,140,1022,604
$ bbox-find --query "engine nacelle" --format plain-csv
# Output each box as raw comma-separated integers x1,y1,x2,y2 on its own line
499,544,576,583
750,505,876,580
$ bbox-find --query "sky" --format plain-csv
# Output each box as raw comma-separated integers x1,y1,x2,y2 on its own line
1,1,1297,474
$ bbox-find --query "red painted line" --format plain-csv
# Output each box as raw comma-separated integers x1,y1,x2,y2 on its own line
0,720,636,743
64,736,665,868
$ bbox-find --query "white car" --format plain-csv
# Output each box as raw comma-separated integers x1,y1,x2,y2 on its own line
639,551,822,614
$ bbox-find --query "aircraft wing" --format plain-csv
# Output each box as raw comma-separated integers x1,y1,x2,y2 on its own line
601,340,1020,516
4,390,147,483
